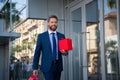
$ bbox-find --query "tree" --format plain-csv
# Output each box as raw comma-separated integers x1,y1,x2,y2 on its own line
11,44,22,59
30,33,38,52
13,44,22,52
0,2,20,27
31,33,38,44
22,34,38,55
105,40,118,72
22,40,28,50
105,40,117,55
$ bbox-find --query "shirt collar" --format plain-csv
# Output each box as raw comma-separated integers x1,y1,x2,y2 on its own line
48,29,57,35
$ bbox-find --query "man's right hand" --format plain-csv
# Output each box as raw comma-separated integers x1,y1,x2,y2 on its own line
33,70,38,76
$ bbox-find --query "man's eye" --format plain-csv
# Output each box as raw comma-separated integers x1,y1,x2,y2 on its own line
51,22,57,23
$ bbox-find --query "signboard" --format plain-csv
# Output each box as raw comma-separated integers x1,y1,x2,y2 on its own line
0,0,8,11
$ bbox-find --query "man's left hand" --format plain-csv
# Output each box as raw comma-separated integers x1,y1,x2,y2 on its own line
60,50,68,55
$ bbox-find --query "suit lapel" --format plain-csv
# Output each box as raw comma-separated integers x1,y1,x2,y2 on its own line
45,31,52,52
57,32,61,40
57,32,64,40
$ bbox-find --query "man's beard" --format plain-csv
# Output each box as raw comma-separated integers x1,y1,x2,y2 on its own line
49,26,57,31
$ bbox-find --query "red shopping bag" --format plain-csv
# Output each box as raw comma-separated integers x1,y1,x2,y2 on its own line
28,75,38,80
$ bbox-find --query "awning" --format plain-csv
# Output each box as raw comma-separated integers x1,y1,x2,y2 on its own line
0,32,20,46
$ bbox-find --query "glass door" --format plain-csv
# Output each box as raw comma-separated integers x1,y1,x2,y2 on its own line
70,3,83,80
103,0,120,79
85,0,101,80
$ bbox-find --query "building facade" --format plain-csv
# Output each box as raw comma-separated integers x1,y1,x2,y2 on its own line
14,19,46,62
62,0,120,80
1,0,120,80
0,0,20,80
15,0,120,80
30,0,119,80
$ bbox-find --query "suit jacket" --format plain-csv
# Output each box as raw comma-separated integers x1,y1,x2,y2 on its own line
33,31,65,72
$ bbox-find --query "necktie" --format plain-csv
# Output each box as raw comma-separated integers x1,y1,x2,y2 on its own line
51,33,57,60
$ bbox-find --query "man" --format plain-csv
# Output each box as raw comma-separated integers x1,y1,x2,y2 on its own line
33,15,68,80
9,60,15,80
14,60,22,80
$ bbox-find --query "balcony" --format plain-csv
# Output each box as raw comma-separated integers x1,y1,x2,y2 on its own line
28,24,38,31
22,35,29,41
22,29,29,35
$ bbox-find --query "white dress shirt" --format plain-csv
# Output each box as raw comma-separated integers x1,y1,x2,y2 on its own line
48,30,58,60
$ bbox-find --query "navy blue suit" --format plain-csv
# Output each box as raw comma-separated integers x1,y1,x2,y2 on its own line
33,31,65,80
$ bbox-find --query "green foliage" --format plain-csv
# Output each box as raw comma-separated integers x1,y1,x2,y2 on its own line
107,0,116,9
12,33,38,56
12,44,22,52
31,33,38,44
15,45,22,52
105,40,119,72
105,40,117,55
0,2,20,24
22,40,30,50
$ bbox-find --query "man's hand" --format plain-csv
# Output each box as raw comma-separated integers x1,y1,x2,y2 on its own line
33,70,38,76
60,50,68,55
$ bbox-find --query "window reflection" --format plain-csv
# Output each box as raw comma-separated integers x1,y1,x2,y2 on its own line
104,0,119,79
86,0,100,80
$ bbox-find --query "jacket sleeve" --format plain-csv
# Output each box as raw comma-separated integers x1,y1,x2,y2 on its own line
62,34,69,56
33,34,42,70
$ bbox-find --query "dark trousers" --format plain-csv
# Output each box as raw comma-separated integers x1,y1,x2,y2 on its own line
10,70,14,80
43,61,62,80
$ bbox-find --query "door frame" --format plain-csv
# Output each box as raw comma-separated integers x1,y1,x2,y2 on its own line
69,0,98,80
69,1,88,80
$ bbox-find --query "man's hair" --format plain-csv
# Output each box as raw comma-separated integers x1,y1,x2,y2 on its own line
47,15,58,22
